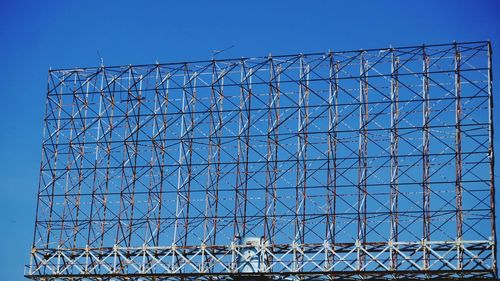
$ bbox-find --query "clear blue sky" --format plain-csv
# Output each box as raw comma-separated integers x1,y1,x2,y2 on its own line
0,1,499,280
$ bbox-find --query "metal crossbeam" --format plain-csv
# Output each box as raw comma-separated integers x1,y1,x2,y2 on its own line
26,240,494,279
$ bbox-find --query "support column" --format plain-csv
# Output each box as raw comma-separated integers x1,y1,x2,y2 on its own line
154,69,170,247
174,65,197,249
204,61,224,246
358,52,369,270
295,55,309,270
234,61,252,239
390,50,399,270
454,43,464,270
422,47,431,270
326,53,339,268
487,41,497,275
264,56,280,244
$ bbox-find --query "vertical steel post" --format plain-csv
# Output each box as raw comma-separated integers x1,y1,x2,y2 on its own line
100,71,116,248
115,66,135,249
326,53,339,269
174,65,196,249
234,61,252,239
358,52,368,270
264,56,280,244
204,61,223,248
126,73,142,246
390,50,399,271
154,70,170,246
454,43,463,270
422,47,431,270
89,68,103,247
295,55,309,270
487,41,497,275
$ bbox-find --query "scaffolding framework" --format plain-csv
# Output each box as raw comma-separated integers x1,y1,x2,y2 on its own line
27,41,496,280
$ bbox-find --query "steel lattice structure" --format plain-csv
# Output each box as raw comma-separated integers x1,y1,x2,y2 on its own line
27,41,496,280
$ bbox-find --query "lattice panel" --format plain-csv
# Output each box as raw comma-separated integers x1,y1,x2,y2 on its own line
27,41,496,280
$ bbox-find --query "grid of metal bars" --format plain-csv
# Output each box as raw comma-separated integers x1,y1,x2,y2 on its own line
27,41,496,280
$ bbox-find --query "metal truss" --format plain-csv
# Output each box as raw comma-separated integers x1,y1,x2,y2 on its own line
27,41,496,280
28,240,494,279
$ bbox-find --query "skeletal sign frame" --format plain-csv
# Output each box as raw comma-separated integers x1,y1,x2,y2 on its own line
27,41,496,280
